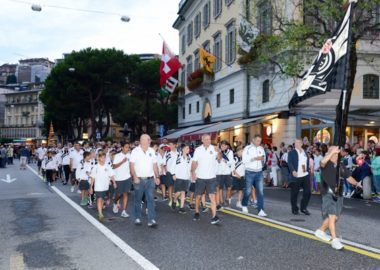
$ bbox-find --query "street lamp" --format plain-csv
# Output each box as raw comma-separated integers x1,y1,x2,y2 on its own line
31,4,42,12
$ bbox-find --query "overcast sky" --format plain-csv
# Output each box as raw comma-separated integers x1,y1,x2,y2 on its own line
0,0,179,64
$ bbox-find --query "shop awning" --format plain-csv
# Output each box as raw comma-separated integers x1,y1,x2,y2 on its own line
162,123,217,140
181,117,262,141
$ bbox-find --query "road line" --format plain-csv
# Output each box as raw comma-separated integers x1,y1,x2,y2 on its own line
27,165,159,270
10,253,24,270
220,207,380,260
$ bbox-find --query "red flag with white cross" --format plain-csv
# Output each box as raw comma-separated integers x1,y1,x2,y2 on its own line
160,41,182,86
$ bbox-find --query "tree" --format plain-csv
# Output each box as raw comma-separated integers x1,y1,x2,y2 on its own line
6,74,17,84
240,0,380,144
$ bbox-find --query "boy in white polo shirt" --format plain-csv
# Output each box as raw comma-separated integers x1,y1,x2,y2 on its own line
90,152,117,222
112,142,132,218
76,151,93,206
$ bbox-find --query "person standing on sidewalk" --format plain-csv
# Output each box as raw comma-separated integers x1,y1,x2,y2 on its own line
370,146,380,202
19,146,30,170
241,134,268,217
288,139,311,215
130,134,160,227
314,146,362,250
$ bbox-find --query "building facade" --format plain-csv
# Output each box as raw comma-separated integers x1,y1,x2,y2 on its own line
16,58,54,83
172,0,380,148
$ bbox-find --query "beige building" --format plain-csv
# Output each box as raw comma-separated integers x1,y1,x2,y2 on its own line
170,0,380,148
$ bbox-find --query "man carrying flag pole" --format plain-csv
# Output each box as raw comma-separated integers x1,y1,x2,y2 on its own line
289,0,362,250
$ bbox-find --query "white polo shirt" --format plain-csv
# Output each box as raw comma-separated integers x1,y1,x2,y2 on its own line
165,150,178,174
130,146,157,178
217,149,234,175
113,152,131,181
233,156,245,177
36,147,47,160
192,144,218,179
157,153,166,176
296,149,309,177
173,154,192,180
91,163,115,192
70,149,84,169
76,160,92,181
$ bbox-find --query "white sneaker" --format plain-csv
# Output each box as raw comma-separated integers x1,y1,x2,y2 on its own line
228,198,232,205
331,238,344,250
236,201,243,209
113,204,119,214
258,210,268,217
314,229,332,242
242,206,248,213
70,186,75,192
77,189,81,194
121,210,129,218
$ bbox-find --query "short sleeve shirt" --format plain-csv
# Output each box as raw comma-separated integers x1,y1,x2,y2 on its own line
130,146,157,178
321,161,352,195
113,152,131,181
70,149,84,169
192,145,218,179
91,163,115,192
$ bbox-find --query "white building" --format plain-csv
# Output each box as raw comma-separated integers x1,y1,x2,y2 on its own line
171,0,380,147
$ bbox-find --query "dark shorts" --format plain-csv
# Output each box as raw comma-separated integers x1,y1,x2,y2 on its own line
321,194,343,219
160,175,167,186
116,178,132,194
174,179,190,192
217,174,233,189
79,180,90,191
165,172,175,186
189,182,196,193
37,160,42,167
232,176,245,191
71,169,77,183
95,191,107,199
195,178,217,196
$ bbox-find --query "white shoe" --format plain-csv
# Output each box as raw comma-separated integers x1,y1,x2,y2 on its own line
77,189,81,194
242,206,248,213
331,238,344,250
258,210,268,217
314,229,332,242
228,198,231,205
121,210,129,218
70,186,75,192
236,201,242,209
113,204,119,214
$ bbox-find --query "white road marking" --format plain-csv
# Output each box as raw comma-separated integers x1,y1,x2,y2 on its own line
1,174,17,183
27,165,159,270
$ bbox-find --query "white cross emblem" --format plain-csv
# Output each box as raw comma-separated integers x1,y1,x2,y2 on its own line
161,53,171,74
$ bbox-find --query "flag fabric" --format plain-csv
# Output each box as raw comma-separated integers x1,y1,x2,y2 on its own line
199,47,216,73
160,42,182,86
237,16,259,53
289,2,354,108
159,87,170,98
165,76,178,93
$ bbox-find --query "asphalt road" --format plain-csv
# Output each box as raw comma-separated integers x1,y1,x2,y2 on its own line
1,161,379,270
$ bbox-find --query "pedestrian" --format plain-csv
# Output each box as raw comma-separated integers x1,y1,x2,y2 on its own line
370,146,380,202
112,142,132,218
313,148,323,193
76,151,92,205
90,152,117,222
19,146,30,170
314,146,362,250
165,141,178,208
216,140,234,209
130,134,160,227
61,147,71,185
241,134,268,217
7,145,14,165
191,134,220,224
341,148,353,197
231,146,245,209
157,145,168,201
172,143,192,214
287,139,311,215
69,142,84,193
36,144,47,174
271,146,280,187
280,146,291,188
0,145,7,168
42,150,57,186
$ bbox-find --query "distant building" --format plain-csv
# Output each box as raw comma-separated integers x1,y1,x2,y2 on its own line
138,53,160,61
0,64,17,85
0,88,15,128
16,58,54,83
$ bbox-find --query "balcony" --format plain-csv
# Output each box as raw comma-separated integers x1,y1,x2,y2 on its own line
187,69,214,97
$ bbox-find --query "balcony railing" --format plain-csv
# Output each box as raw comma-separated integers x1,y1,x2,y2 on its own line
187,69,214,97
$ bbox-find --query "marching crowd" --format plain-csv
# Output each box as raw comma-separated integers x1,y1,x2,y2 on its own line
10,133,380,250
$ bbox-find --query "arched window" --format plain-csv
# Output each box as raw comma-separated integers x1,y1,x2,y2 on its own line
262,80,270,103
363,74,379,99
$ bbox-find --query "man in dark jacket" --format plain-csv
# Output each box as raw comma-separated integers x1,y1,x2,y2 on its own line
287,139,311,215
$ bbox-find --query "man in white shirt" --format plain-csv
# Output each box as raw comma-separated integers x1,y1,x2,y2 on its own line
112,142,132,218
36,144,47,174
287,139,311,215
216,141,234,210
130,134,160,227
242,134,268,217
70,142,84,193
164,141,178,207
191,134,220,225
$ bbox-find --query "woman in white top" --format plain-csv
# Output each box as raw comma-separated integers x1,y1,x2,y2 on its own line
172,144,192,214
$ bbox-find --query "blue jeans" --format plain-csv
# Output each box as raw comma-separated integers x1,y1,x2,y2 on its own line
242,171,264,211
343,178,352,194
134,178,156,221
374,175,380,194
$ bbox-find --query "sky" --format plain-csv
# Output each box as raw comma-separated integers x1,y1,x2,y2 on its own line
0,0,180,64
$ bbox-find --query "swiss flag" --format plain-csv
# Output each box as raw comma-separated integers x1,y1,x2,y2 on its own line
160,42,182,86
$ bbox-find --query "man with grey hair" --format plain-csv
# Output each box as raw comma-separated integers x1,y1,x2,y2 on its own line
130,134,160,227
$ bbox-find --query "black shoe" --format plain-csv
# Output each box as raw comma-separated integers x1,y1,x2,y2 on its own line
189,204,195,210
202,206,209,213
211,216,220,225
301,209,311,215
63,182,67,185
171,202,176,210
179,208,186,214
292,210,299,215
193,212,200,221
216,204,223,211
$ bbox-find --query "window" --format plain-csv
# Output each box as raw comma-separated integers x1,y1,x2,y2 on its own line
194,49,200,70
257,1,272,34
180,68,186,86
262,80,270,103
203,2,210,29
225,0,234,6
213,32,222,72
203,40,210,52
225,20,236,64
181,35,186,55
194,12,201,38
186,56,193,78
189,103,192,114
196,101,200,113
213,0,222,18
216,93,221,107
182,107,185,119
187,22,193,45
229,89,234,104
363,74,379,99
